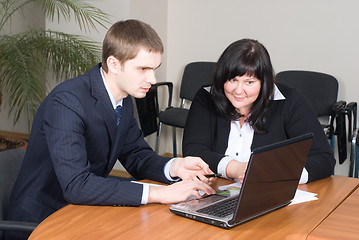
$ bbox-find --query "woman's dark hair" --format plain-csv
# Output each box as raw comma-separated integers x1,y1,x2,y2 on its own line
211,39,275,133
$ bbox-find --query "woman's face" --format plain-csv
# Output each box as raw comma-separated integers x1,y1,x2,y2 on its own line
223,74,261,116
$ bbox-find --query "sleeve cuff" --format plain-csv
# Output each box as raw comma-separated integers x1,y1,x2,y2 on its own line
141,183,149,204
218,156,233,178
299,168,309,184
164,158,180,181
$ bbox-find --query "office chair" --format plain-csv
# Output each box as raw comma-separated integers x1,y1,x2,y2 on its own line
153,61,216,156
346,102,358,178
0,149,38,240
135,85,162,137
276,70,347,163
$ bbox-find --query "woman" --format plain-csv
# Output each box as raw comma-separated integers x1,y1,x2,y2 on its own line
182,39,335,183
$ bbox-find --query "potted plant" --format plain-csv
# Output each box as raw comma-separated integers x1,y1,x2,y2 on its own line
0,135,27,151
0,0,110,129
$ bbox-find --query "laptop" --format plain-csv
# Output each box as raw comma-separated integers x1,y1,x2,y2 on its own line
170,133,313,228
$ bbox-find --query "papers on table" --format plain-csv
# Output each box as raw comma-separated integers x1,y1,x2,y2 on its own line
290,189,318,205
218,181,318,205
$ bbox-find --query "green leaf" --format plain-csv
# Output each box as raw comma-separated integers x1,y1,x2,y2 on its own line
0,0,109,127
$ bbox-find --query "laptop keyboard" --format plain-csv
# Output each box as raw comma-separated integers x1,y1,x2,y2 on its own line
197,198,238,217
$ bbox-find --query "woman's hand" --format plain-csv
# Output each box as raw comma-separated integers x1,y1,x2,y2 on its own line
226,160,248,183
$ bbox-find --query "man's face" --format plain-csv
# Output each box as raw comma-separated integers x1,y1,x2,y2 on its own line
116,48,162,99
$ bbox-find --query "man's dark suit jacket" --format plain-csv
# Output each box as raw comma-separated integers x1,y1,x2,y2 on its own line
7,64,171,225
183,84,336,183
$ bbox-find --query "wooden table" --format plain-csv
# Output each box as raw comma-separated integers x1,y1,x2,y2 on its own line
308,186,359,240
29,175,359,240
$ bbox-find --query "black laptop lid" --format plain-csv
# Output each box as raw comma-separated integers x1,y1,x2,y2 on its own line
229,133,313,225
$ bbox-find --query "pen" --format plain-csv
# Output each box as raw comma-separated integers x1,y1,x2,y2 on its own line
204,173,223,178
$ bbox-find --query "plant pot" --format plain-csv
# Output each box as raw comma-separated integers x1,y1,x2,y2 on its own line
0,135,28,151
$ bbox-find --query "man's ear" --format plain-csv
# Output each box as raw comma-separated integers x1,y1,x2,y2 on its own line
106,56,122,74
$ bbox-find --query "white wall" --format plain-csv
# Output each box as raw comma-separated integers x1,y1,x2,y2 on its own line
167,0,359,104
129,0,170,154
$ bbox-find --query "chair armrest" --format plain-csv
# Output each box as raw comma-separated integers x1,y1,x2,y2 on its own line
326,101,346,139
353,128,359,144
0,220,38,232
151,82,174,109
332,101,348,164
331,100,346,113
346,102,357,141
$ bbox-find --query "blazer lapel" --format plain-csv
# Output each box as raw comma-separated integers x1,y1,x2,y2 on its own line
89,64,118,146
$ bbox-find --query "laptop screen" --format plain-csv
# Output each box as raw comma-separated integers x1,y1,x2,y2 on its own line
230,133,313,225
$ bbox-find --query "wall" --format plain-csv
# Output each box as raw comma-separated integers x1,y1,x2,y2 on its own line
167,0,359,103
129,0,169,154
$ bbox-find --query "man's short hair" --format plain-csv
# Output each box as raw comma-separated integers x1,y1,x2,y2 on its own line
102,19,164,72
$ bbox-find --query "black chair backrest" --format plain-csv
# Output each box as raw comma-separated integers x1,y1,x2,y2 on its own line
135,87,159,137
0,149,25,221
179,62,216,101
276,70,338,117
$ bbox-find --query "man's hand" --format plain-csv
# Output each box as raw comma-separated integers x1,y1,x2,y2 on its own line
169,156,213,182
148,177,216,204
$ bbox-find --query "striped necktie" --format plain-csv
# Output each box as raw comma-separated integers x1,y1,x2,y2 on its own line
114,105,122,125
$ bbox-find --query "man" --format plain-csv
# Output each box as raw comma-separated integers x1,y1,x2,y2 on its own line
6,19,215,240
